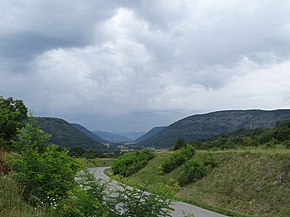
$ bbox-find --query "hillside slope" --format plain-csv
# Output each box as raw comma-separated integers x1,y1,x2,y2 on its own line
137,109,290,148
123,150,290,217
135,127,166,143
71,123,109,144
36,117,108,152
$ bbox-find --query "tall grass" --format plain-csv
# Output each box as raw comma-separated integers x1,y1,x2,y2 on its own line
0,175,54,217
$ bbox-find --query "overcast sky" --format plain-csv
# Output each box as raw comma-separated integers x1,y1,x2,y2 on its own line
1,0,290,132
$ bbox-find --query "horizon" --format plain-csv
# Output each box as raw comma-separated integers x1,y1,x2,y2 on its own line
35,107,290,133
1,1,290,131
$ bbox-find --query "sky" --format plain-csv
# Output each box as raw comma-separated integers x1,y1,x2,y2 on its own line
1,0,290,132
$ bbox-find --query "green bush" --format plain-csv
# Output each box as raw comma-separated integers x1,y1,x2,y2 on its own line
107,183,173,217
10,122,80,206
112,149,155,177
178,159,207,186
162,145,195,173
11,145,79,205
172,138,186,150
161,153,186,173
57,170,107,217
0,96,28,150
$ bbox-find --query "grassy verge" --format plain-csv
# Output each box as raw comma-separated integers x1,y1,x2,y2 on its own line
74,157,115,168
110,149,290,217
0,174,54,217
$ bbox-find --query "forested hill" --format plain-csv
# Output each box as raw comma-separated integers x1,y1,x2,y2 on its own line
71,123,109,144
137,109,290,148
36,117,108,152
135,127,167,143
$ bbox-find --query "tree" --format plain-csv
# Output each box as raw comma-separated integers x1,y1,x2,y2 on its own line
0,96,28,150
173,138,186,150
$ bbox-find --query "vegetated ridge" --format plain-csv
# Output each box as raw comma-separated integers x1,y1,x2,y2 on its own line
137,109,290,148
71,123,109,144
36,117,108,151
93,130,131,143
135,126,167,143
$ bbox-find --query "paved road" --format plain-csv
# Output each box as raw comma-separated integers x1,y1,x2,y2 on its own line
89,167,228,217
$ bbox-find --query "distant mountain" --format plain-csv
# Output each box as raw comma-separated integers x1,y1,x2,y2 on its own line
93,131,130,143
115,132,145,140
137,109,290,148
135,127,167,143
71,123,109,144
36,117,108,152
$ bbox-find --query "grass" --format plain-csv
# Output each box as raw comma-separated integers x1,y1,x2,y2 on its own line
114,149,290,217
0,174,55,217
0,156,115,217
74,157,115,168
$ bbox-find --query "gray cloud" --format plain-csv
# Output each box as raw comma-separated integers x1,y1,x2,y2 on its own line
1,0,290,131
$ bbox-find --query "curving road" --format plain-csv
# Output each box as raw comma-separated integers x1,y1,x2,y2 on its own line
89,167,228,217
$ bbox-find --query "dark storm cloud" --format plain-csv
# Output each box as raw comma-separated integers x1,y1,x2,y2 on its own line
1,0,290,131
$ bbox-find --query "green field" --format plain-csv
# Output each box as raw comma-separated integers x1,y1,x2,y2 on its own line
74,157,115,168
116,149,290,217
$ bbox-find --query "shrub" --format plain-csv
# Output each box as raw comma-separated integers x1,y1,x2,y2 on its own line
10,121,80,206
11,145,80,205
57,170,107,217
112,149,155,177
172,138,186,150
107,183,173,217
57,171,173,217
178,159,207,186
162,145,195,173
161,153,186,173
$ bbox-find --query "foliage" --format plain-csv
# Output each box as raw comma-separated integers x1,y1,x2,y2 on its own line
192,120,290,150
69,146,101,159
173,138,186,150
0,174,55,217
57,170,108,217
55,169,174,217
69,146,85,157
13,118,51,152
0,96,28,150
162,145,195,173
178,159,207,186
112,149,155,177
9,121,171,217
106,183,173,217
10,122,80,205
11,144,80,205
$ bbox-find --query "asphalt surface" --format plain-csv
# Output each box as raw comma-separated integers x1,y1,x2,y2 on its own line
89,167,228,217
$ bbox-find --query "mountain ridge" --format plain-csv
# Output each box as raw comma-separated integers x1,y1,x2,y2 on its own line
135,126,167,143
36,117,108,152
71,123,109,144
137,109,290,148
